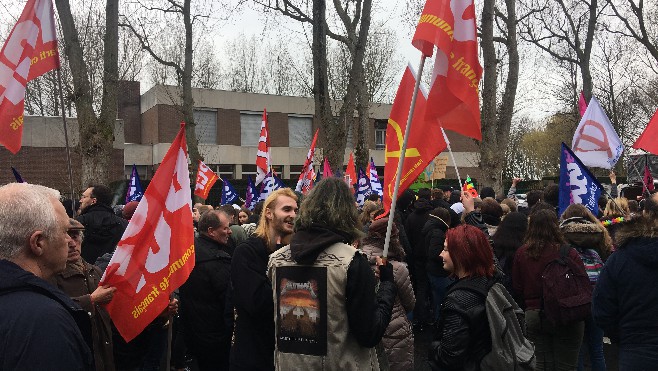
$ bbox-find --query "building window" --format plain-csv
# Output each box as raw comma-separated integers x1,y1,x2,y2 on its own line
289,165,304,180
242,164,256,180
194,109,217,144
217,165,234,180
240,112,263,146
124,165,150,180
374,120,387,150
288,115,312,148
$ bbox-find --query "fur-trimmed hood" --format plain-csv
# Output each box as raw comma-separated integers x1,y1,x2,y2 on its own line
560,220,604,249
613,216,658,268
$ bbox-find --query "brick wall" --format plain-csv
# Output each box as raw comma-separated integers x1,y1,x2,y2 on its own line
217,108,240,145
118,81,141,143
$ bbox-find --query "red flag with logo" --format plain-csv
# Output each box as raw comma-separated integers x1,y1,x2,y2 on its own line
101,123,195,342
383,65,446,213
295,128,319,194
255,109,270,185
413,0,482,141
345,152,357,191
0,0,60,154
633,108,658,156
194,160,219,199
644,164,655,192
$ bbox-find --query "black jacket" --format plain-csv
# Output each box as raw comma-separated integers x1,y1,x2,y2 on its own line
0,259,93,370
422,216,450,277
76,203,128,264
430,276,492,371
405,198,435,259
179,235,232,353
290,224,397,348
230,236,276,371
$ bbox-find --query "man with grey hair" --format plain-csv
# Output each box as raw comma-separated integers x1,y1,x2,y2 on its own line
0,183,93,370
180,209,233,370
267,178,396,370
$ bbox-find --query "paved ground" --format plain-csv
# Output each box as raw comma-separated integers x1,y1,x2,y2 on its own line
413,326,619,370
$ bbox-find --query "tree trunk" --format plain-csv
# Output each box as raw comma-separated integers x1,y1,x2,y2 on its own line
313,0,338,169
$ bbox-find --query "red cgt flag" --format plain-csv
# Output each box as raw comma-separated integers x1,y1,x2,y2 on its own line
295,128,319,194
383,65,446,214
194,160,219,200
633,108,658,156
101,123,195,342
255,109,270,185
345,152,357,191
0,0,60,154
412,0,482,141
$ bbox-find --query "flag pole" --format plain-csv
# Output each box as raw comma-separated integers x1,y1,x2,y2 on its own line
383,55,427,260
441,127,463,188
56,68,77,217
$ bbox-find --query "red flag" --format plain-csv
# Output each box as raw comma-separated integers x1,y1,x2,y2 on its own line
578,91,588,117
255,109,270,185
0,0,59,154
644,164,655,192
101,123,195,342
295,128,319,194
194,160,219,199
322,157,333,178
383,65,447,213
633,108,658,156
414,0,482,141
344,152,357,191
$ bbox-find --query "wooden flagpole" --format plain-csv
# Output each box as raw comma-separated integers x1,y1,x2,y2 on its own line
383,55,427,260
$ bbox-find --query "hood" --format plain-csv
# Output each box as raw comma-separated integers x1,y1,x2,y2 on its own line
614,216,658,267
560,221,604,249
421,215,449,237
290,224,353,265
412,198,434,214
79,202,114,215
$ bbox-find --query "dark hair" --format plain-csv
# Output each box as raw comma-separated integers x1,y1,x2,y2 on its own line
529,201,555,216
367,193,381,202
524,209,564,259
543,184,559,207
480,187,495,200
417,188,431,200
89,184,113,206
429,207,451,228
492,212,527,259
526,190,543,208
480,198,503,219
449,190,462,204
198,210,228,235
628,200,639,213
396,189,415,211
431,188,443,200
219,205,238,222
253,201,265,216
445,224,495,278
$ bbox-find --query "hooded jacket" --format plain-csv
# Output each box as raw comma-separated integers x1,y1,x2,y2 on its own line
76,203,128,264
0,259,93,370
268,224,397,371
421,215,450,277
405,198,435,258
592,216,658,368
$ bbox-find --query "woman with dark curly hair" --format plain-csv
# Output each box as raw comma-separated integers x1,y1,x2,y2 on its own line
513,209,585,370
429,224,495,370
491,212,528,294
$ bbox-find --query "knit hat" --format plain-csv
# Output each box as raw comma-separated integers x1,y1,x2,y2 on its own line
122,201,139,220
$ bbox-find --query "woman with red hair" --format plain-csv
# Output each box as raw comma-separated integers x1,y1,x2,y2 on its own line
429,221,496,370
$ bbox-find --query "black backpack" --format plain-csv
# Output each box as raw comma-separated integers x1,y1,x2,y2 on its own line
541,245,593,325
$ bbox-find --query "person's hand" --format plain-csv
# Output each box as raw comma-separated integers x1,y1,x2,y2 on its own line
91,285,116,304
461,191,475,214
609,171,617,184
159,298,179,318
376,256,394,283
512,178,522,186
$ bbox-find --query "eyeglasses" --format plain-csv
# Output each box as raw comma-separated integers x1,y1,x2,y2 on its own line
67,230,83,239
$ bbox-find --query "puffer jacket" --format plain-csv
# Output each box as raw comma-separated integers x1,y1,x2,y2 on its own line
360,242,415,371
429,276,492,371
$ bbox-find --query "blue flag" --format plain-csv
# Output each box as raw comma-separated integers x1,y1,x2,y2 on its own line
369,158,383,198
559,143,603,216
355,168,372,207
221,178,239,205
245,176,260,211
259,171,285,202
125,164,143,203
11,167,24,183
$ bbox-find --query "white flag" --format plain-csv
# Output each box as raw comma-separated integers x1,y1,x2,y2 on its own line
572,97,623,169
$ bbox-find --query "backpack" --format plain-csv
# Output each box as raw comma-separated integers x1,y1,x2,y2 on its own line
576,248,604,284
541,245,593,325
457,281,536,371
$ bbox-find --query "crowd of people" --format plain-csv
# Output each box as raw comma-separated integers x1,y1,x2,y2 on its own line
1,176,658,371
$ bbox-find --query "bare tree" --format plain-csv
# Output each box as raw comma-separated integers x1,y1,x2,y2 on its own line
55,0,119,186
604,0,658,65
479,0,520,193
518,0,600,101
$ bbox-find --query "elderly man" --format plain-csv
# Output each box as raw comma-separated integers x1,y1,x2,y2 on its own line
267,178,396,370
77,184,128,264
180,209,233,370
230,188,298,371
50,219,116,371
0,183,93,370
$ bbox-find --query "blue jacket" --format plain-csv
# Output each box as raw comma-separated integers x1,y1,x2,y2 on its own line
592,217,658,370
0,259,93,370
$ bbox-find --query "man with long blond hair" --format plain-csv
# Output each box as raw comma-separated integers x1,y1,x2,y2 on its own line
230,188,298,371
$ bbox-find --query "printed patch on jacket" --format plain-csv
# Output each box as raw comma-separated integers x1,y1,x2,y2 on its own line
276,266,327,356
